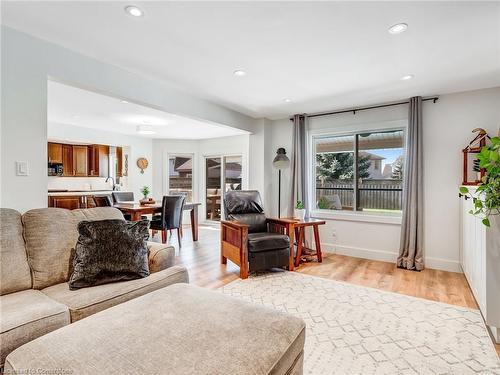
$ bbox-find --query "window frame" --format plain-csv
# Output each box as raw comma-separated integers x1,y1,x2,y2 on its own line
308,120,406,224
166,153,195,203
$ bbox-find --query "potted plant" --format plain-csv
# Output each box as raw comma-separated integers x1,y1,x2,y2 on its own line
139,186,153,205
460,136,499,232
295,200,306,220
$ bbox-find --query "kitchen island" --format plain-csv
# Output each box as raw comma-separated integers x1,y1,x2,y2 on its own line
48,190,119,210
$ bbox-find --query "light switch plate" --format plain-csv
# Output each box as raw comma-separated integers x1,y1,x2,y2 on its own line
16,161,29,176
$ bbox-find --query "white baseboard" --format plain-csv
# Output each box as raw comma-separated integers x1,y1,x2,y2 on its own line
488,325,500,344
321,242,397,263
321,242,462,273
424,256,462,273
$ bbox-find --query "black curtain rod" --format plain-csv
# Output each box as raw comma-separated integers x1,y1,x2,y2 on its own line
289,96,439,120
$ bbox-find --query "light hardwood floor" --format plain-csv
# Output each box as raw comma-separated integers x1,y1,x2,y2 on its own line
155,224,500,356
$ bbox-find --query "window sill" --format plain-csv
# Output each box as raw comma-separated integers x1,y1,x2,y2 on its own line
310,210,402,225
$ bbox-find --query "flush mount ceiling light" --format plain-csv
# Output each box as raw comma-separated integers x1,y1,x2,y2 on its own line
388,23,408,34
233,70,247,77
136,124,155,135
400,74,415,81
124,5,144,17
283,98,292,103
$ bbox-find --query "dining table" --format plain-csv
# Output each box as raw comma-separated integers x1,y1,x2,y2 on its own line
113,202,201,241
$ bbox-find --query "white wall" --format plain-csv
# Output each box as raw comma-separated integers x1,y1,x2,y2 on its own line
266,87,500,272
152,134,250,223
47,122,153,198
423,87,499,271
1,26,256,212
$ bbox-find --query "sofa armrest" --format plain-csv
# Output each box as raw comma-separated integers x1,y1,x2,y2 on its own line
147,242,175,273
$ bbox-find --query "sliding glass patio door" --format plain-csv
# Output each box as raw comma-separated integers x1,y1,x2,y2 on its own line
205,155,243,221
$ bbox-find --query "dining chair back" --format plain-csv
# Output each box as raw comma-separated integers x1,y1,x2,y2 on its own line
150,195,185,246
160,195,185,230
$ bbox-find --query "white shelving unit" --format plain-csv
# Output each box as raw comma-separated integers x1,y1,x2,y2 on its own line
459,186,500,343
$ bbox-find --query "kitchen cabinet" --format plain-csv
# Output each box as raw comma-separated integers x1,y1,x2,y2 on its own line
88,145,110,177
47,142,111,177
48,195,86,210
72,146,88,177
62,144,74,176
116,147,123,177
48,143,63,164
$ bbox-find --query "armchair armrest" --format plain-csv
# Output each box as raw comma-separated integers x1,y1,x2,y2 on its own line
220,220,249,278
147,241,175,273
220,220,249,230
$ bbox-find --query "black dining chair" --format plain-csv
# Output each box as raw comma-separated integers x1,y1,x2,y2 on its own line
150,195,185,246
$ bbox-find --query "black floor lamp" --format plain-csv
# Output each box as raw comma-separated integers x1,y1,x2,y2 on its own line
272,148,290,218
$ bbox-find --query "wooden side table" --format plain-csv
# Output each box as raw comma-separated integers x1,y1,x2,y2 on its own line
291,218,326,267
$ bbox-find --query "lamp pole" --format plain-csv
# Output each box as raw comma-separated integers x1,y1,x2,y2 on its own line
278,169,282,218
273,148,290,219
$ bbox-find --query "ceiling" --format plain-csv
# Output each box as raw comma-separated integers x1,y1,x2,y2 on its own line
3,1,500,119
47,80,248,139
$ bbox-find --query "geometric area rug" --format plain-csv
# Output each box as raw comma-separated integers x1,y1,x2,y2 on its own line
220,272,500,375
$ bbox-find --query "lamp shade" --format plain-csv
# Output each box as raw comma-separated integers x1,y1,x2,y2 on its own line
273,148,290,169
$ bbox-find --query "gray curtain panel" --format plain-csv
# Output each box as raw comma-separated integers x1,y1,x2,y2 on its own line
290,114,308,217
397,96,424,271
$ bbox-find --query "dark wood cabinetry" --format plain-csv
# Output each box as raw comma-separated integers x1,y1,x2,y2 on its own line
116,147,123,177
72,146,88,176
88,145,110,177
48,195,86,210
48,194,112,209
62,144,74,176
48,143,63,164
48,142,111,177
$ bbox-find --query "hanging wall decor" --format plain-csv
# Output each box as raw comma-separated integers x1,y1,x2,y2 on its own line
462,128,490,185
136,157,149,174
124,154,129,176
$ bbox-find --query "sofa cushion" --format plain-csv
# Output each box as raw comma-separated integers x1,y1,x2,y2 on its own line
69,219,150,290
0,290,70,366
248,232,290,253
22,207,124,290
42,266,189,322
5,284,305,375
0,209,32,295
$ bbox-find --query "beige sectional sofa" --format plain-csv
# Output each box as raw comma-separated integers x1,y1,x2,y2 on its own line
0,207,189,366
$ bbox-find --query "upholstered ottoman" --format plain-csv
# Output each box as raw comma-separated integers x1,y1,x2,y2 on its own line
4,283,305,375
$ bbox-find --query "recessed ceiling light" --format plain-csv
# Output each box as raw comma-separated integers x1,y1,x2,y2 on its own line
125,5,144,17
400,74,414,81
136,124,155,135
283,98,292,103
388,23,408,34
121,100,129,104
233,70,247,77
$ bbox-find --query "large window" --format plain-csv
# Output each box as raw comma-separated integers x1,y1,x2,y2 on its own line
168,155,193,202
314,129,405,214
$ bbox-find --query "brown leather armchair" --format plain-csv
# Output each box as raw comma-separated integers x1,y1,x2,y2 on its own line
220,190,295,279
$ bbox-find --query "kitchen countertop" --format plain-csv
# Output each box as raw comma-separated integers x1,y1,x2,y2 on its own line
47,190,121,197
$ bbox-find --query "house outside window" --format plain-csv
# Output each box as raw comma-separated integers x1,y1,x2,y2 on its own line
314,129,405,215
168,155,193,202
